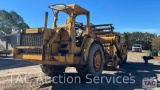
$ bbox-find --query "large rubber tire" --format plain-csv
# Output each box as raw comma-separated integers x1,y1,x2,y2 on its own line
76,43,105,78
40,64,65,77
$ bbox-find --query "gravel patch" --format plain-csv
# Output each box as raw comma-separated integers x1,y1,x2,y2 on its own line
0,52,160,90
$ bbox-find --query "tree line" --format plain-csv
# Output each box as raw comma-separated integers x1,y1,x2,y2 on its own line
122,32,160,51
0,10,29,34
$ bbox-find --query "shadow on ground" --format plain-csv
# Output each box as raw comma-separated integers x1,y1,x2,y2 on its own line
0,56,36,70
39,61,160,90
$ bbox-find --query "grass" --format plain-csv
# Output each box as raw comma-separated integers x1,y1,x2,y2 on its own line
142,50,149,53
128,50,148,56
128,50,160,57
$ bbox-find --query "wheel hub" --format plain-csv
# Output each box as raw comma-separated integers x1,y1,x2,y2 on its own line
94,51,102,71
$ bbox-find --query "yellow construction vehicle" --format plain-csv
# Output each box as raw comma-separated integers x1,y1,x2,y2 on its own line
14,4,127,77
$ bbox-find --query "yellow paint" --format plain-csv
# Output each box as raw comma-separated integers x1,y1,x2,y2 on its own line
25,28,42,34
16,54,42,60
66,54,74,63
13,4,128,67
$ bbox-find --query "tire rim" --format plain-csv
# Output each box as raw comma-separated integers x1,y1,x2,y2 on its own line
93,51,102,71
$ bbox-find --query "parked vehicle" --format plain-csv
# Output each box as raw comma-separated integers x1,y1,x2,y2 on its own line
132,44,142,52
0,44,12,56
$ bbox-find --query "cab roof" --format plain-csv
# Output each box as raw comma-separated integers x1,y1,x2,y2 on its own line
63,4,89,15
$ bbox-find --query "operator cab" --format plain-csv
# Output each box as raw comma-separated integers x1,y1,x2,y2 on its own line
49,4,90,48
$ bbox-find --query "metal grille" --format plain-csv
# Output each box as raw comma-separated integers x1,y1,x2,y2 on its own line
20,34,44,54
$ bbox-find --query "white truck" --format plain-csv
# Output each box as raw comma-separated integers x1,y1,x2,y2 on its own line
132,44,142,52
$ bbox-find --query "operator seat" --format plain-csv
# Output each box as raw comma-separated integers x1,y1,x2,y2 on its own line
75,22,84,37
75,22,84,47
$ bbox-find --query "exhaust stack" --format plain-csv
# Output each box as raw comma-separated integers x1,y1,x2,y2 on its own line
44,12,48,29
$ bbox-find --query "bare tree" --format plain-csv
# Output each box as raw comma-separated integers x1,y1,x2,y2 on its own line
152,36,160,51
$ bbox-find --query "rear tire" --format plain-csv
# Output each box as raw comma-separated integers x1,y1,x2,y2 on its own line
76,43,105,78
40,64,65,77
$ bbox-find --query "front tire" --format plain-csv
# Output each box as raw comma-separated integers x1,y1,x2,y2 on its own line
76,43,105,77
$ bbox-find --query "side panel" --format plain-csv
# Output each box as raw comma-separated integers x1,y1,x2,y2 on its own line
46,29,61,55
16,54,42,60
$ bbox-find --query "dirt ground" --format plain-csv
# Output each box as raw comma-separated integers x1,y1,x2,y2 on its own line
0,52,160,90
